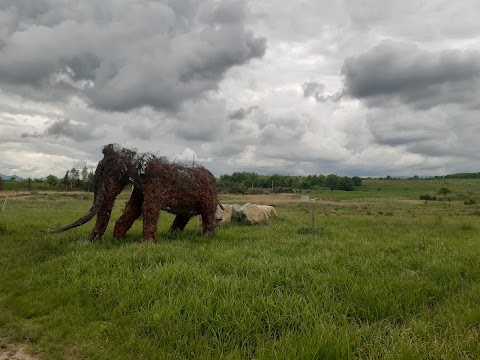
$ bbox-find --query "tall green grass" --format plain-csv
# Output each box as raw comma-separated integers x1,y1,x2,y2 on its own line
1,191,480,359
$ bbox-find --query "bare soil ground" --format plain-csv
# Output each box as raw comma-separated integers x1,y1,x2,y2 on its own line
0,339,39,360
219,193,433,206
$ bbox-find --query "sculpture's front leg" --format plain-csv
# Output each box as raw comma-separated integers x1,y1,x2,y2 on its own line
113,187,143,239
89,180,124,240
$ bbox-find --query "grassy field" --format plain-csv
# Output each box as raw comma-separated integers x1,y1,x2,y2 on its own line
1,180,480,359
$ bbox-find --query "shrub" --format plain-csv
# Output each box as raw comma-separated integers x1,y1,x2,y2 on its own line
464,198,476,205
420,194,437,201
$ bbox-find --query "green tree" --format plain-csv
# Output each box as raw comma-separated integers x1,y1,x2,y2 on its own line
82,169,95,192
352,176,362,186
46,175,59,187
438,187,452,199
338,177,354,191
88,171,94,190
325,174,339,191
81,166,89,182
62,171,70,189
70,168,80,182
69,168,81,188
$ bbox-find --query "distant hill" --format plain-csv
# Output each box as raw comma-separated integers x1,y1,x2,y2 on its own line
0,173,23,181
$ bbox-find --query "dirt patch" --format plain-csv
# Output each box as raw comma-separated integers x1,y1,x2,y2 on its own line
220,194,369,206
0,339,40,360
219,193,304,205
220,194,464,207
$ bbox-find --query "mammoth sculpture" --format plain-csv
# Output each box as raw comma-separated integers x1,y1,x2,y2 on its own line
128,158,219,241
49,144,219,241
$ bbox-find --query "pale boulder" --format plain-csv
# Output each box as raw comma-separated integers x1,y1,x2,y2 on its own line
219,204,233,224
214,203,278,225
231,204,244,221
241,203,269,224
257,205,277,218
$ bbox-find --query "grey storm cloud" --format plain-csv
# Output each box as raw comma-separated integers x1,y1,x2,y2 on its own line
363,106,480,157
0,0,266,112
122,124,154,141
228,105,258,119
22,119,101,141
302,82,325,98
46,119,100,141
302,81,340,102
341,41,480,109
174,99,228,142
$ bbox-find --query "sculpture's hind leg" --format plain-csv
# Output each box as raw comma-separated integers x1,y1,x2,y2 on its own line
201,210,216,236
141,193,161,242
170,215,191,233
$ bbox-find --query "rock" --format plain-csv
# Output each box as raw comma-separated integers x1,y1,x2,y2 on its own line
220,204,233,224
231,204,244,221
241,203,268,224
257,205,277,218
215,203,277,225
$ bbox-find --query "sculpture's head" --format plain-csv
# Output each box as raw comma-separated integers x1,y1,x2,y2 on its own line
92,143,138,196
48,144,138,233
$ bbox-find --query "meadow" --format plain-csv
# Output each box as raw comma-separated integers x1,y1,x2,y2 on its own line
1,179,480,359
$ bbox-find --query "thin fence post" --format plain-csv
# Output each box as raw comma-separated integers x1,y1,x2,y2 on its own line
2,195,8,212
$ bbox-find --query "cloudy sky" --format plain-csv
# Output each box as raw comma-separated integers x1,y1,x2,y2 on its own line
2,0,480,179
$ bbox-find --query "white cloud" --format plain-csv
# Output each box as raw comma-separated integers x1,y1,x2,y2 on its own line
2,0,480,178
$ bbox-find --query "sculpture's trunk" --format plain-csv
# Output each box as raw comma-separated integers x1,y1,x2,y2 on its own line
49,192,104,233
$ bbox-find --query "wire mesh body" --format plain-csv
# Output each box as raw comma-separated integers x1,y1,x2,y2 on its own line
134,159,219,241
50,143,219,241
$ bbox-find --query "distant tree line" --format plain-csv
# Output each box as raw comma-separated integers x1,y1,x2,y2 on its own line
2,169,363,194
432,172,480,179
1,176,55,191
217,172,362,194
1,167,94,192
45,167,95,191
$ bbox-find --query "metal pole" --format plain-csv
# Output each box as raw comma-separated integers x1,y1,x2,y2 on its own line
2,196,8,212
